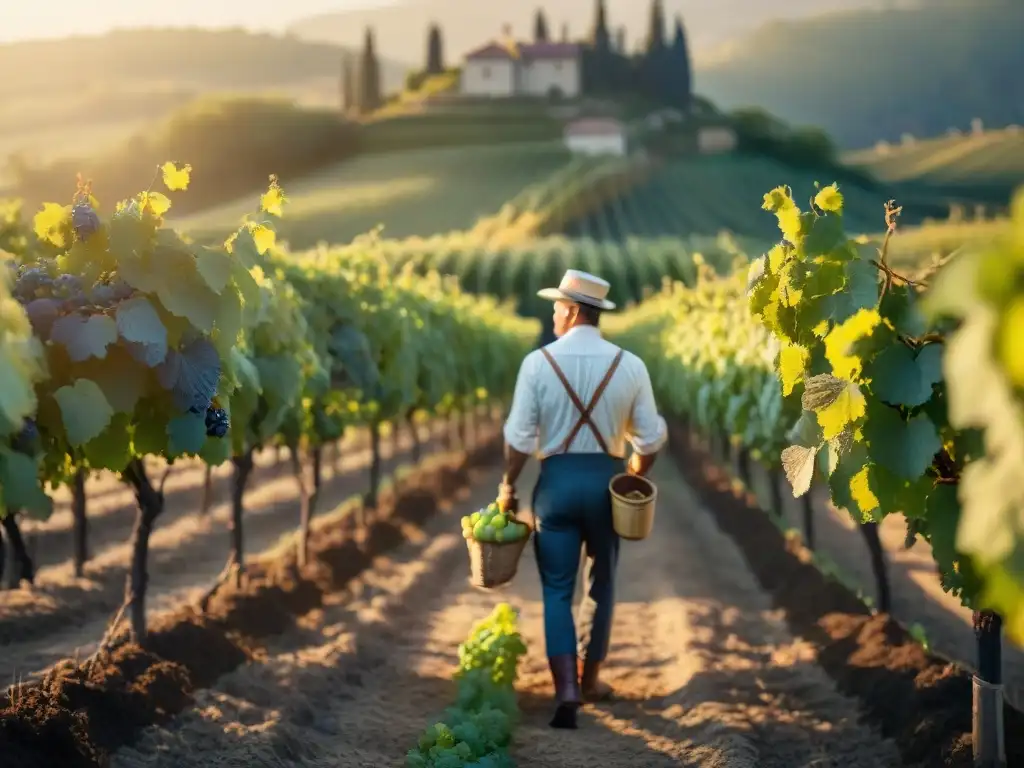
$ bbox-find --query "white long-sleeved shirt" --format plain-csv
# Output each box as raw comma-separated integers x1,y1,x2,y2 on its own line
503,325,668,459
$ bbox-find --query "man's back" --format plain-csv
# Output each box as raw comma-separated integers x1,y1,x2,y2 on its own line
503,324,666,459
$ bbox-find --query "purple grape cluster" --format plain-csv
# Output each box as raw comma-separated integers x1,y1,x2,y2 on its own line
11,418,39,455
71,201,101,242
205,407,229,438
11,260,134,322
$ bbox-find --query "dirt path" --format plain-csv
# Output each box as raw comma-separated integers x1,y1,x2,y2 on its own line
0,423,451,683
112,457,899,768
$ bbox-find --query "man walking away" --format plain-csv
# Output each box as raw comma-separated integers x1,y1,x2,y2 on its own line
497,269,667,729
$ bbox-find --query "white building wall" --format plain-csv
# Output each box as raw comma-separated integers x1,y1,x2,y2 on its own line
521,58,581,98
460,59,516,97
565,133,626,156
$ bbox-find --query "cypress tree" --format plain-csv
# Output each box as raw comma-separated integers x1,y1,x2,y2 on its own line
426,23,444,74
358,27,381,112
672,15,692,109
645,0,666,53
561,22,570,42
341,52,354,112
591,0,610,49
534,9,549,42
616,26,626,53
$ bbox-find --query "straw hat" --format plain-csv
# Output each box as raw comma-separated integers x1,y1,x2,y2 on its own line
537,269,616,310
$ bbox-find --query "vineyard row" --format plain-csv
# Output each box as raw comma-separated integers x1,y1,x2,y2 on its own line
0,163,538,645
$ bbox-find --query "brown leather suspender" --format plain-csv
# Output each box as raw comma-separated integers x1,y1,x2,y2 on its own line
539,347,625,456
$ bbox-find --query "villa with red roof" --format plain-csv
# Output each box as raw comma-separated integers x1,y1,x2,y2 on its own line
461,38,582,99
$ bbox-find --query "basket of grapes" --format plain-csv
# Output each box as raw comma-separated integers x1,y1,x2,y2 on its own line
461,502,532,589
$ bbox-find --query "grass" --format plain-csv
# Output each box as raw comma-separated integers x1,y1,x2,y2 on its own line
175,141,572,248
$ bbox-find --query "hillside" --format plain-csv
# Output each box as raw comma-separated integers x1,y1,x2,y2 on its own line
0,28,408,167
696,0,1024,149
843,127,1024,197
287,0,887,64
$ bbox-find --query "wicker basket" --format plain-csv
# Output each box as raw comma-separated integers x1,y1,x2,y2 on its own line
609,473,657,540
466,518,533,589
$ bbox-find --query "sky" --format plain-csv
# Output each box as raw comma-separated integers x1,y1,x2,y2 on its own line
1,0,402,43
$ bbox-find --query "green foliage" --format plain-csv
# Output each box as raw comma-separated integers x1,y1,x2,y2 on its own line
0,164,540,523
611,177,1024,644
6,164,263,514
921,187,1024,643
747,184,983,604
407,603,527,768
606,261,798,466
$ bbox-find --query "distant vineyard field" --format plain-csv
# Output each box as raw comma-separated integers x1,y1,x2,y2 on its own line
843,127,1024,189
175,141,572,249
561,154,954,244
324,231,757,322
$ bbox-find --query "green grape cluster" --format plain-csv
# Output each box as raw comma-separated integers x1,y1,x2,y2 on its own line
406,603,526,768
456,602,528,687
461,501,529,544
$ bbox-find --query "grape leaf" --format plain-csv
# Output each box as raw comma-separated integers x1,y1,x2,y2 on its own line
157,338,221,413
802,212,844,256
867,342,943,407
116,296,168,366
24,298,60,337
330,326,380,391
801,373,847,411
161,162,192,191
82,413,133,471
33,203,70,248
781,444,817,496
50,313,117,362
0,451,51,517
167,412,207,455
195,247,233,294
863,403,941,480
53,378,114,446
777,342,808,396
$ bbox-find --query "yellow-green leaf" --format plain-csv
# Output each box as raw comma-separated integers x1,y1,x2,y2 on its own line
161,162,192,191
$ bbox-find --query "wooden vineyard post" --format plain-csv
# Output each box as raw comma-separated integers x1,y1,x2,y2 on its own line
973,610,1006,768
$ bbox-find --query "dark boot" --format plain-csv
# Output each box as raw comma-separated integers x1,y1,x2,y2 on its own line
548,654,581,729
579,656,614,702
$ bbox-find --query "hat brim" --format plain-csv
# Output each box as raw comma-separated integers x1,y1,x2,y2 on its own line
537,287,616,310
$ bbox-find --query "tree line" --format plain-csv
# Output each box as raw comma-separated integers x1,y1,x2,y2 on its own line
340,0,692,115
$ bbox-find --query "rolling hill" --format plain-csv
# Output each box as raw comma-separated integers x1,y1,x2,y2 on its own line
287,0,889,65
695,0,1024,149
0,28,409,169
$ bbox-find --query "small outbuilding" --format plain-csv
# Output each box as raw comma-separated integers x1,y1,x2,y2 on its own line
563,117,627,156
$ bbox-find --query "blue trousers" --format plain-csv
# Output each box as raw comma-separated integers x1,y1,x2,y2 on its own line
531,453,623,661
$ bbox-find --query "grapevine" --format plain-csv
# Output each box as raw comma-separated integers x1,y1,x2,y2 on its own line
922,188,1024,641
0,163,539,644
